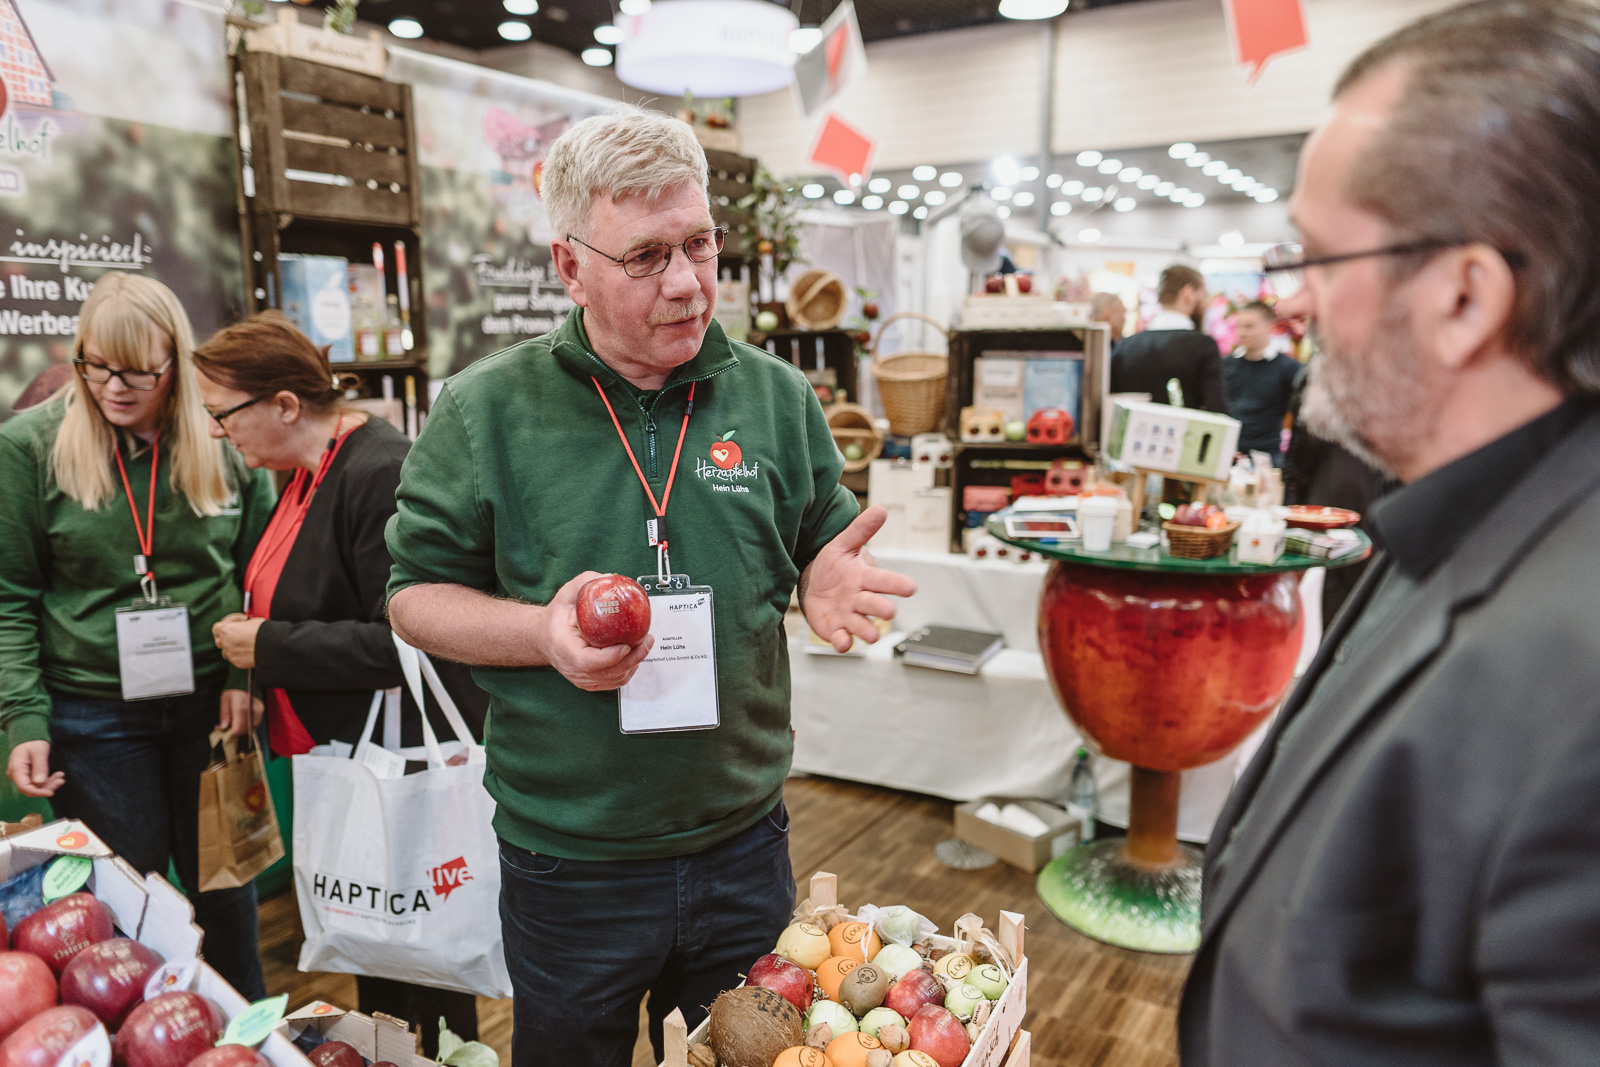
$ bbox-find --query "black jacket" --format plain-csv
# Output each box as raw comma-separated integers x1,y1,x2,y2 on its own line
253,417,486,748
1109,328,1229,414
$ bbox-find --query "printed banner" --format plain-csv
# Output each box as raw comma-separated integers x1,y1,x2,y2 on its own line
386,49,616,377
0,0,243,417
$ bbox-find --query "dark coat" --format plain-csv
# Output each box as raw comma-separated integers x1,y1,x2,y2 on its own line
1109,328,1229,414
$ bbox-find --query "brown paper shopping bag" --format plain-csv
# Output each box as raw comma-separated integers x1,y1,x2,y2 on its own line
198,728,285,891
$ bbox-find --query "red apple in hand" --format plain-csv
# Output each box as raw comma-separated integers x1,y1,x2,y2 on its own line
113,992,224,1067
883,968,944,1020
575,574,651,648
1016,274,1033,293
0,952,57,1043
1,1006,100,1067
61,938,164,1030
908,1004,971,1067
14,893,115,975
306,1041,364,1067
189,1048,273,1067
746,952,814,1013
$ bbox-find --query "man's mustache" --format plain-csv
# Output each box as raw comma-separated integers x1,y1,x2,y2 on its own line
648,296,708,325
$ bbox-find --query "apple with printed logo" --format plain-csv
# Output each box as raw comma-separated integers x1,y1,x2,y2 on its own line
0,952,56,1043
1,1006,100,1067
13,892,114,975
113,991,225,1067
61,937,164,1030
305,1041,364,1067
188,1048,272,1067
576,574,652,648
709,430,742,470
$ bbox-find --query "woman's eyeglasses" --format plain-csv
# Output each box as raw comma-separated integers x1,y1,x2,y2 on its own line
73,357,170,391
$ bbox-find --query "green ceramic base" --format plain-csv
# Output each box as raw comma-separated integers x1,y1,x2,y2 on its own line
1037,839,1203,954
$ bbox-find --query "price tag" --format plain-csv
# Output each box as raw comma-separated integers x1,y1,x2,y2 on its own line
220,994,288,1048
143,957,199,1001
42,855,92,902
52,1024,110,1067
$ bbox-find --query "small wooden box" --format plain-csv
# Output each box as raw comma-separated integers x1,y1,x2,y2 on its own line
247,9,387,79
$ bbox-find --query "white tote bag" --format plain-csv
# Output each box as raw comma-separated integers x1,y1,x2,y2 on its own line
292,636,511,997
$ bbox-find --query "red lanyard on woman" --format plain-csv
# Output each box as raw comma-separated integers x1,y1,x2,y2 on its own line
243,416,352,598
591,378,695,580
112,433,159,599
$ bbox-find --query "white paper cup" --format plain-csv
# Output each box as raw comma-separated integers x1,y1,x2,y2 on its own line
1079,496,1118,552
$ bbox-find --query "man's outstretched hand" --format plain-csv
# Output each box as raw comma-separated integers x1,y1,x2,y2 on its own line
801,506,918,652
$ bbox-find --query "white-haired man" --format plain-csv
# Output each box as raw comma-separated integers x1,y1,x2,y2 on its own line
386,108,915,1064
1182,2,1600,1063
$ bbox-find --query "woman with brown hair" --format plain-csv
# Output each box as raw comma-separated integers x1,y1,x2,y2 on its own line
0,272,274,998
193,312,481,1053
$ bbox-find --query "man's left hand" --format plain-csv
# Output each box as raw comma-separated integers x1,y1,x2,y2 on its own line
212,614,265,670
801,506,918,653
218,688,262,737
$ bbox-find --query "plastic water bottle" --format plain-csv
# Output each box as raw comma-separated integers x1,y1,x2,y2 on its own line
1067,747,1097,843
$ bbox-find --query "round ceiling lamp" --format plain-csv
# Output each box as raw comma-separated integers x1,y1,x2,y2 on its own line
617,0,799,97
999,0,1069,19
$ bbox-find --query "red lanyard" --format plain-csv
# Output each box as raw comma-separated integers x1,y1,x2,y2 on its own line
112,433,159,579
243,416,352,597
591,378,695,562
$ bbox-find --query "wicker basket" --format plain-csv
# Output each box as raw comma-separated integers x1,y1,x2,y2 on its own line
871,312,949,437
785,269,847,330
824,401,884,473
1163,521,1239,560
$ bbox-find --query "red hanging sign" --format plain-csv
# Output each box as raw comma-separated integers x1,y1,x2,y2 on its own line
1224,0,1309,85
807,111,876,188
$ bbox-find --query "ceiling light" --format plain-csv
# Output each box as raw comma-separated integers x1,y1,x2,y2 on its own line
997,205,1012,218
1082,187,1104,202
1021,165,1040,181
1186,152,1210,167
1118,167,1141,182
897,184,920,199
1114,197,1136,212
1079,228,1101,243
594,23,623,44
1202,160,1227,176
939,171,964,188
1137,174,1160,190
1255,188,1280,202
789,26,822,52
1097,158,1122,174
1045,173,1063,189
504,0,539,12
618,0,650,12
999,0,1069,20
802,183,824,199
1185,193,1206,207
1155,181,1175,195
1063,179,1084,194
1051,201,1071,216
1219,231,1245,248
616,0,798,96
912,165,936,181
888,200,909,215
1221,168,1241,183
924,189,947,206
499,20,532,40
581,46,613,65
1172,186,1192,199
1076,150,1102,167
1169,142,1195,159
833,189,855,205
993,157,1021,186
1013,191,1035,207
913,206,928,219
388,17,424,37
868,177,890,193
862,195,883,209
991,186,1013,200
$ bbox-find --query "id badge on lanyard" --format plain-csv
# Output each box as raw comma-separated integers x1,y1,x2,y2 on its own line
618,572,720,734
111,433,195,701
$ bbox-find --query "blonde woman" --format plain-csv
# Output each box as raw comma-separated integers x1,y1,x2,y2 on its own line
0,273,274,998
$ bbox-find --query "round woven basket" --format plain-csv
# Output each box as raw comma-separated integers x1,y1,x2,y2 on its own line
824,401,883,473
871,312,949,437
785,269,847,331
1162,521,1239,560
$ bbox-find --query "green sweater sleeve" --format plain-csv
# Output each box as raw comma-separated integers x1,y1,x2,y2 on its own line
386,386,496,599
792,383,860,575
227,457,276,692
0,432,53,745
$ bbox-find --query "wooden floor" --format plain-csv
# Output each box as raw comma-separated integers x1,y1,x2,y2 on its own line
260,775,1188,1066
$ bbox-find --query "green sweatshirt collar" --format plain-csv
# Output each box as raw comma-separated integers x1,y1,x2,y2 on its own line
549,307,739,394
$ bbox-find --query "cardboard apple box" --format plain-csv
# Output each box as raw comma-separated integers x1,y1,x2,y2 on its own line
659,871,1027,1067
0,818,312,1067
280,1003,435,1067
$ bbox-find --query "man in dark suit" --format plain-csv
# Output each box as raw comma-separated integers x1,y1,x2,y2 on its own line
1109,264,1228,413
1181,3,1600,1063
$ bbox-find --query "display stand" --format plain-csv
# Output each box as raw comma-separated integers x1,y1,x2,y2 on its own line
1126,466,1226,521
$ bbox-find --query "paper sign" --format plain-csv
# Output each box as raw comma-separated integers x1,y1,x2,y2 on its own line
806,111,876,187
793,0,867,115
52,1024,110,1067
1224,0,1309,84
42,855,92,902
220,994,289,1048
144,958,199,1001
355,740,406,780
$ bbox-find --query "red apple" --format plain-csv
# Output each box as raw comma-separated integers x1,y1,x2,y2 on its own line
306,1041,364,1067
13,893,115,976
0,952,57,1043
575,574,651,648
61,938,164,1030
862,300,880,320
1,1006,100,1067
746,952,814,1013
0,912,7,948
907,1004,971,1067
188,1048,272,1067
113,992,224,1067
984,275,1004,294
1016,274,1034,293
883,967,944,1020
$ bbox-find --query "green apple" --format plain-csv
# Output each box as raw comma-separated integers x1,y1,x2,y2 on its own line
858,1006,906,1038
755,310,780,331
945,983,986,1021
1005,420,1027,440
870,943,924,981
844,443,864,461
804,999,858,1035
963,962,1009,1000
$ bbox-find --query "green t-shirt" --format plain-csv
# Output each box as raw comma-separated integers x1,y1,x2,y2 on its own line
386,312,858,860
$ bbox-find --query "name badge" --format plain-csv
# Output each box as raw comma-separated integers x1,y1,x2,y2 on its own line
114,599,195,701
618,574,720,734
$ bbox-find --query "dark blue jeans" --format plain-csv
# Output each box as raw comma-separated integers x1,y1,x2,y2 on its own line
499,801,794,1067
47,687,267,1000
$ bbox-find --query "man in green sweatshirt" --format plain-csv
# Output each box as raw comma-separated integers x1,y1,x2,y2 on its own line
386,107,915,1065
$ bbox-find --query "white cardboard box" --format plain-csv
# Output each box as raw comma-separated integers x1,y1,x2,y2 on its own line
280,1003,434,1067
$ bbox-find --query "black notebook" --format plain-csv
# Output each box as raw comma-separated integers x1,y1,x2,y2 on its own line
896,625,1005,675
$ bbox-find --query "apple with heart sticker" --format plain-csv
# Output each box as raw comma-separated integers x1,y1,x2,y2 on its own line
709,430,742,470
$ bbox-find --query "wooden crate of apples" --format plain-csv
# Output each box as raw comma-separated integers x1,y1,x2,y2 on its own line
660,871,1027,1067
